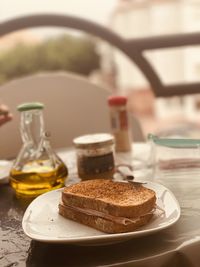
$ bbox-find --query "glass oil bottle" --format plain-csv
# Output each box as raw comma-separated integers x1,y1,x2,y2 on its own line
10,102,68,197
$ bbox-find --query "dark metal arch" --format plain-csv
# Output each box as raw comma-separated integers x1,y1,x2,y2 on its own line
0,14,200,97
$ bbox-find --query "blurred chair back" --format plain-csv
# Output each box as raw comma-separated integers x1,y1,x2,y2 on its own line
0,72,110,158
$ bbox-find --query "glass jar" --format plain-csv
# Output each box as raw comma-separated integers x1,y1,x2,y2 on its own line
148,133,200,179
10,102,68,197
73,133,115,180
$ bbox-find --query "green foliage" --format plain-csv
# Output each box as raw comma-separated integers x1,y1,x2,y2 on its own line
0,35,100,84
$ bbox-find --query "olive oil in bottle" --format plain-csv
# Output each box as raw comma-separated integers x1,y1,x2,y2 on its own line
10,160,68,196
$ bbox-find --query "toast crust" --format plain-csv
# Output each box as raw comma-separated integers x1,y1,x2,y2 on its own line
62,179,156,218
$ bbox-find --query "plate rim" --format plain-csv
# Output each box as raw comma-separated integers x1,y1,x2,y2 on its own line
22,181,181,244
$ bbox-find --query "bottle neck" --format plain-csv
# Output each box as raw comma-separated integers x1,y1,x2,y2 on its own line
20,109,44,148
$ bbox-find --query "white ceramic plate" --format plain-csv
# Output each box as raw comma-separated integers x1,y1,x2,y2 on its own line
22,181,180,245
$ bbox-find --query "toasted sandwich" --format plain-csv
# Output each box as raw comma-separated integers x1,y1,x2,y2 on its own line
58,179,156,234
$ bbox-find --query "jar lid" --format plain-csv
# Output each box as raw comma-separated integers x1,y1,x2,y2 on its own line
108,95,127,106
17,102,44,112
73,133,114,149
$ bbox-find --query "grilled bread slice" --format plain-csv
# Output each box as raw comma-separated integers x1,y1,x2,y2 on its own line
59,179,156,233
59,201,154,234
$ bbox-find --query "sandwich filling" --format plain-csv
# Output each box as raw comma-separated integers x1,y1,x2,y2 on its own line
60,201,156,225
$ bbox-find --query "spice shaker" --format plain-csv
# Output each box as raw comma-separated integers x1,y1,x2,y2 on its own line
73,133,115,180
108,95,132,152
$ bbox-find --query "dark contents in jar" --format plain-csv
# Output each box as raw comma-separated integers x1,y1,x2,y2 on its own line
77,152,115,179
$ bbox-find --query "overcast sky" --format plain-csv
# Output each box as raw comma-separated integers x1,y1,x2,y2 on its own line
0,0,117,24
